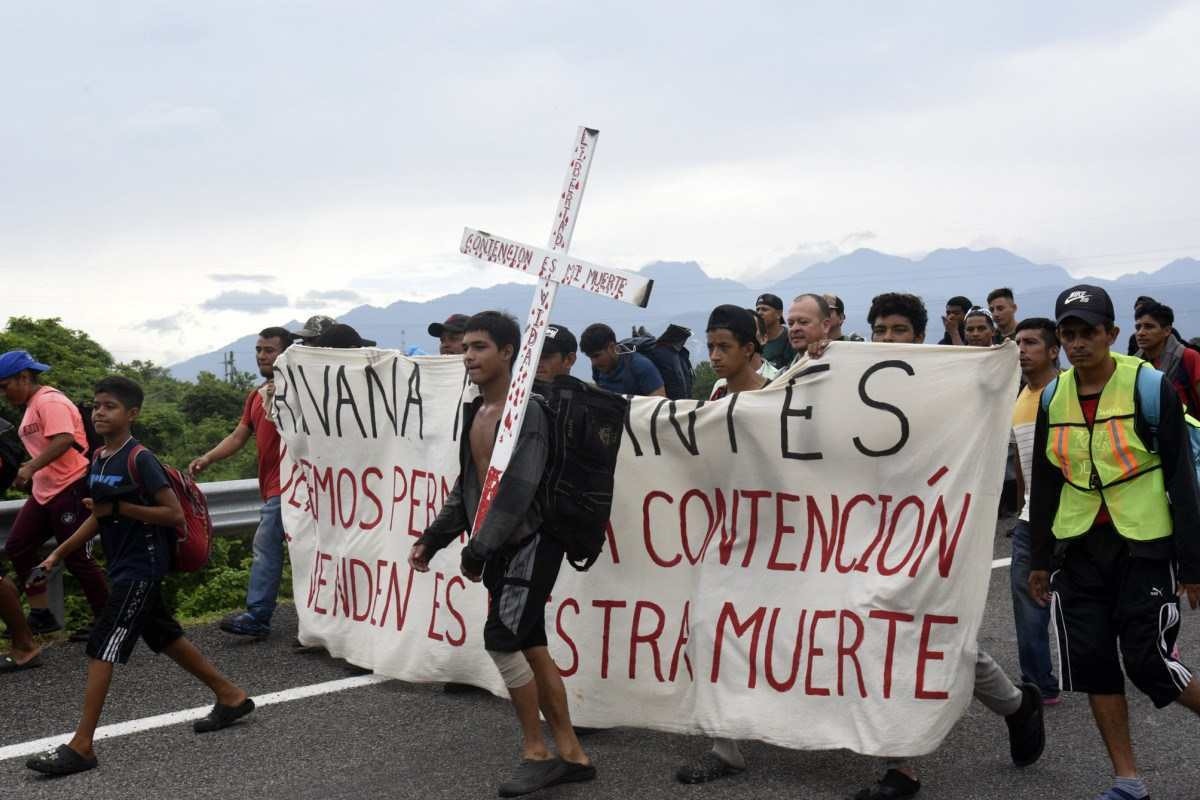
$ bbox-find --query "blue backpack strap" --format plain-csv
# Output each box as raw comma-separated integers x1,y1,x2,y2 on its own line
1135,362,1162,432
1040,376,1060,414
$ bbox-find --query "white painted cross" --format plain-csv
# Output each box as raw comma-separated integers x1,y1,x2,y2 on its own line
458,126,653,531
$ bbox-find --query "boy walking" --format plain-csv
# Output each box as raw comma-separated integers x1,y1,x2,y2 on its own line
25,376,253,776
409,312,594,797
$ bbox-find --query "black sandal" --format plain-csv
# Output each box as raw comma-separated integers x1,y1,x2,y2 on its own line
0,653,43,673
193,698,255,733
497,758,568,797
26,744,98,776
555,758,597,785
676,751,745,784
853,768,922,799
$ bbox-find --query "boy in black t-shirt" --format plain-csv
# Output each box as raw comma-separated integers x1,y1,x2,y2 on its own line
25,376,253,776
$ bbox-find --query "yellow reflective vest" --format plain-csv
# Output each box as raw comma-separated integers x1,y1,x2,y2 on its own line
1044,353,1172,541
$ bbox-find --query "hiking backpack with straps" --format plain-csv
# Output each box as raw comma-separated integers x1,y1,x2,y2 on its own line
535,375,628,571
619,335,694,400
122,444,214,573
1041,364,1200,488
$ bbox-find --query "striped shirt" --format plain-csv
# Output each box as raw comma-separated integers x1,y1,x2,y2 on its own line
1012,384,1043,522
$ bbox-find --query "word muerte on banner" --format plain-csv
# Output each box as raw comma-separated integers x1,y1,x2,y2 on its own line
457,126,653,532
275,341,1022,757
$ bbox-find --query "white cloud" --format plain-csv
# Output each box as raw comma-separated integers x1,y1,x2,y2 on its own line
0,2,1195,366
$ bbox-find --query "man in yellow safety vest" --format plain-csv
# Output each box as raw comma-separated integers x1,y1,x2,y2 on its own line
1028,284,1200,800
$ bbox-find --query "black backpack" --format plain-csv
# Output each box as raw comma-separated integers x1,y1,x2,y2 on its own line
535,375,628,570
620,335,694,401
0,417,26,492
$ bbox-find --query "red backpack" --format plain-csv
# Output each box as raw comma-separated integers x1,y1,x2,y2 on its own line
126,444,214,573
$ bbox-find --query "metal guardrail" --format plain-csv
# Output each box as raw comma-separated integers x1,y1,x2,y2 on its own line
0,479,263,625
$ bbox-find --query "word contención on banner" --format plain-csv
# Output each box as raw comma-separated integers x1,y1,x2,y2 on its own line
273,340,1019,757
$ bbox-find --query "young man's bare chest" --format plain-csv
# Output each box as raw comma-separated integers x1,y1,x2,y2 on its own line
470,403,502,482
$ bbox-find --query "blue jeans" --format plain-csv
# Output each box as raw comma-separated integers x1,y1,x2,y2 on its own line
1010,520,1058,698
246,496,285,626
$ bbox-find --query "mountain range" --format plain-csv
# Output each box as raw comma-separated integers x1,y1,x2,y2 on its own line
170,249,1200,381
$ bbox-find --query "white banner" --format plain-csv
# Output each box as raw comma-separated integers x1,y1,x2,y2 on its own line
273,341,1019,757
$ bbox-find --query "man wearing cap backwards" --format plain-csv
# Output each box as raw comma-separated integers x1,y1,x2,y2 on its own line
754,293,795,371
0,351,109,639
429,313,470,356
188,327,293,639
294,314,336,344
1028,285,1200,800
964,307,998,347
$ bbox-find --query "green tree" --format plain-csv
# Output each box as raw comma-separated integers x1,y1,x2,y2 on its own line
692,361,717,400
3,315,269,626
0,317,114,404
181,372,250,422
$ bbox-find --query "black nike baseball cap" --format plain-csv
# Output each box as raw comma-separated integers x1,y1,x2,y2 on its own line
1055,284,1114,327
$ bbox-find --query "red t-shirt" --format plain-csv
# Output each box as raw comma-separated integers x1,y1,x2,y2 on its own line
1078,393,1112,525
240,388,281,500
1154,346,1200,414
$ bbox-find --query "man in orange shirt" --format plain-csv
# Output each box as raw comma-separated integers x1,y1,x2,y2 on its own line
0,351,109,637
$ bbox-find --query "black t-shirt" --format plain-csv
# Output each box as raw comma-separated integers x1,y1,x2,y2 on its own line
88,439,174,583
762,331,795,371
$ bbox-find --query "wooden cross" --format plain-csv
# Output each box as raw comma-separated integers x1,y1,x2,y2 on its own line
458,126,653,531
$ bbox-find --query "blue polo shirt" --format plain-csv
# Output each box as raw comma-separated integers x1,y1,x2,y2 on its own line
593,352,664,396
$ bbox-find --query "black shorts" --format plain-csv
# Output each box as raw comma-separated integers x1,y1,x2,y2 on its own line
87,580,184,664
1051,530,1193,707
482,532,564,653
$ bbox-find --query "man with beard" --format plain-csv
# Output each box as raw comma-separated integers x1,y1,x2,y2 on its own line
755,293,795,370
189,327,293,639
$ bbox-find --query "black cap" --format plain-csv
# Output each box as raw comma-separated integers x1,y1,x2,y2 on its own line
428,314,469,338
541,324,577,356
707,304,757,342
823,293,845,315
313,323,376,348
1055,285,1114,327
755,293,783,311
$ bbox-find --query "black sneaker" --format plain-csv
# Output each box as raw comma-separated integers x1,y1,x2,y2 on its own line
27,609,62,635
853,768,921,799
1006,682,1045,767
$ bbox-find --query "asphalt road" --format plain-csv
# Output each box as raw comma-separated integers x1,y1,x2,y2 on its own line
2,534,1199,800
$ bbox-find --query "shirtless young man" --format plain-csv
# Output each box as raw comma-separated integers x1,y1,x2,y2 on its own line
410,311,595,797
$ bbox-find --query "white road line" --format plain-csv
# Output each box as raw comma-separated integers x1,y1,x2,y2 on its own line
3,558,1019,763
0,673,390,763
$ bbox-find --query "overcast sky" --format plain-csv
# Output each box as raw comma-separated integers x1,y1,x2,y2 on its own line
3,1,1198,364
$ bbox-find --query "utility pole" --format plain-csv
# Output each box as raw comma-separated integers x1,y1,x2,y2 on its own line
222,351,236,383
